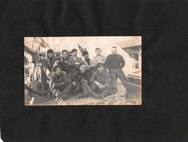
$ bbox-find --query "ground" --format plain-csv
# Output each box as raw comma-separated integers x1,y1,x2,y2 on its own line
25,79,142,106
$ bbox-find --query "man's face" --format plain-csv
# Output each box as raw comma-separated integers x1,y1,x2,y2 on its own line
72,51,78,57
98,66,105,72
75,62,80,68
95,49,101,56
55,68,62,76
84,54,89,59
111,47,118,55
48,53,54,59
62,52,68,59
79,64,86,73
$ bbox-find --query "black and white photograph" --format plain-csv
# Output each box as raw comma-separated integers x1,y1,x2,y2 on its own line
24,36,142,105
2,0,188,141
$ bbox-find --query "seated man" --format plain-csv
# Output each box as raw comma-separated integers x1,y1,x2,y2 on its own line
68,63,100,98
90,63,113,97
50,66,72,101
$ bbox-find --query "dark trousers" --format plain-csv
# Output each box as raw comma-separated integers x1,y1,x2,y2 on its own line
109,68,128,94
69,79,93,97
79,79,93,96
90,83,113,96
51,81,72,99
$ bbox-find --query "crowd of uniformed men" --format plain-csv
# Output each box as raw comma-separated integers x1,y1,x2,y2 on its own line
24,41,129,102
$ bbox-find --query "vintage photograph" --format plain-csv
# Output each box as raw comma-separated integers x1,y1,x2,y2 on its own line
24,36,142,105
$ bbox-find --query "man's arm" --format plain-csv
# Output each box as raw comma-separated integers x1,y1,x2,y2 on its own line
59,57,64,64
91,56,97,67
53,82,65,89
105,72,111,86
120,55,125,69
105,55,110,69
68,71,79,83
62,72,69,84
67,57,75,66
52,77,65,89
101,55,106,64
89,72,97,84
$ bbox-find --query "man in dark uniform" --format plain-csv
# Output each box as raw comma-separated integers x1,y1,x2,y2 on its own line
58,50,70,74
40,49,58,91
105,46,129,97
42,49,57,72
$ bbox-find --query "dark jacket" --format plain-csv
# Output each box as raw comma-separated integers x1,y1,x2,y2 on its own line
58,57,69,73
105,54,125,69
51,72,68,90
69,70,93,83
67,56,82,66
67,56,83,73
90,70,110,86
42,57,57,72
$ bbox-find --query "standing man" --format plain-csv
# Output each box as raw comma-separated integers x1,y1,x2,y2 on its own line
105,46,129,97
92,48,106,69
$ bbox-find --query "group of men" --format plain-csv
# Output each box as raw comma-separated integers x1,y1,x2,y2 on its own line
25,39,129,103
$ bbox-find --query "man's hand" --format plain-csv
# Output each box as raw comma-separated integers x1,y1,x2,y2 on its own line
51,83,55,89
95,81,105,89
98,84,105,89
60,82,65,85
75,62,80,65
81,79,88,83
94,81,100,86
72,82,77,86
